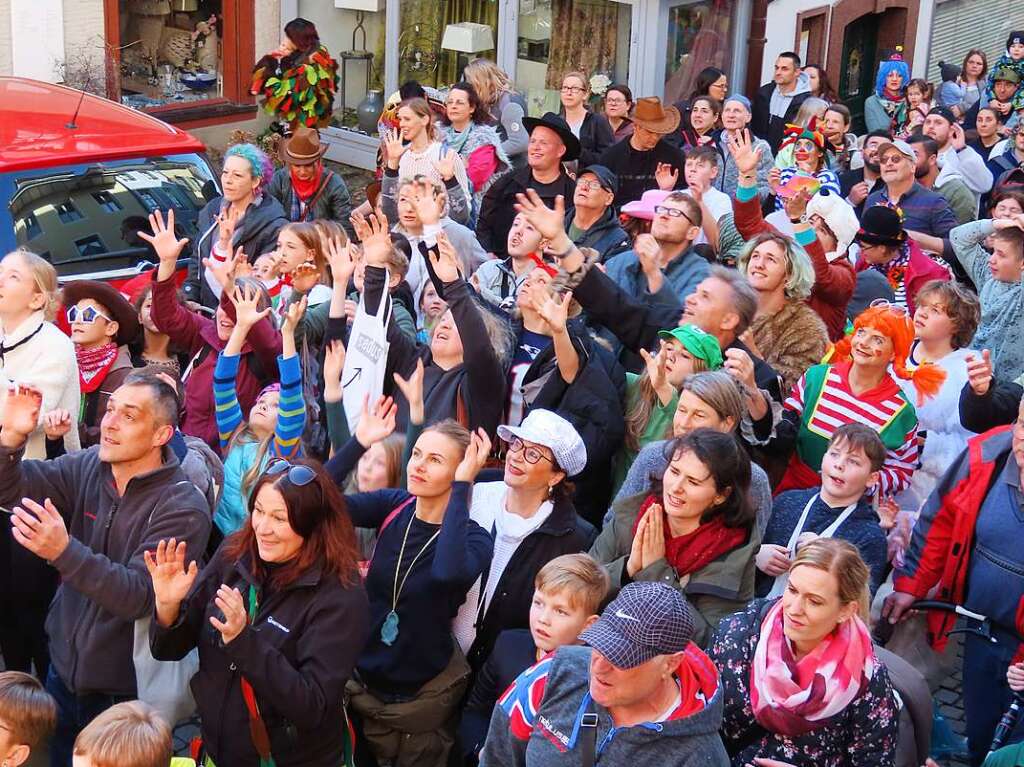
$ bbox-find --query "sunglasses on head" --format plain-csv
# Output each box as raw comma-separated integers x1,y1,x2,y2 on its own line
265,459,317,486
66,305,112,324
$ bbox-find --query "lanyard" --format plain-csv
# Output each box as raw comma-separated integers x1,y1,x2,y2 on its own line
768,493,858,598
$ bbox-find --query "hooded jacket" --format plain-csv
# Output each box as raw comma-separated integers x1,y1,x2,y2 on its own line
151,548,368,767
590,492,760,648
566,206,631,262
752,75,812,152
0,443,210,696
183,194,289,309
479,644,730,767
150,272,281,451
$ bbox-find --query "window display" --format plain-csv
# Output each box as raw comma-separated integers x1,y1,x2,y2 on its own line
663,0,734,105
118,0,223,110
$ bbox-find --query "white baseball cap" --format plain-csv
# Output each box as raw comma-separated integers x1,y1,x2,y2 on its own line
497,409,587,477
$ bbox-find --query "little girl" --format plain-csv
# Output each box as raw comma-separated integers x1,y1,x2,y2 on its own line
899,79,934,137
611,324,723,494
273,221,333,318
213,285,307,540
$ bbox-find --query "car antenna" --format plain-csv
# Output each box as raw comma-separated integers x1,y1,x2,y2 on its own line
65,69,100,130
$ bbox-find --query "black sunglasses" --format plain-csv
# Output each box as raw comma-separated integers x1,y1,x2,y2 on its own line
265,459,316,486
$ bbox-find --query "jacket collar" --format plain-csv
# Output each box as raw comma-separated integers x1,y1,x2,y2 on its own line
235,551,325,591
0,310,46,347
99,444,182,500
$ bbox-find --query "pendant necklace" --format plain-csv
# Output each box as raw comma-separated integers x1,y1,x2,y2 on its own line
381,511,440,646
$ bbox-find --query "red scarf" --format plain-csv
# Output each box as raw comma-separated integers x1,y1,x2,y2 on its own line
290,162,323,201
881,86,903,102
750,598,876,736
630,495,748,577
76,343,119,394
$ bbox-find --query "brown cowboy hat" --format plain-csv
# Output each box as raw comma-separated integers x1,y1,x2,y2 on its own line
279,125,328,166
61,280,141,346
632,97,681,135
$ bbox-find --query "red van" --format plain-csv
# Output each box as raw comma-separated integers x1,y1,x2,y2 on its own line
0,77,218,293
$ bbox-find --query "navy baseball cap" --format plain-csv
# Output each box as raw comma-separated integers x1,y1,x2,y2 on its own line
579,582,694,669
579,164,619,195
927,106,957,125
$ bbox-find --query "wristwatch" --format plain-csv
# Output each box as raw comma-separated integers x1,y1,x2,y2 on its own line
789,213,808,224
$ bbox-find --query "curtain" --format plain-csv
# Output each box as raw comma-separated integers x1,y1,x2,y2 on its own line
438,0,499,86
544,0,621,90
663,0,733,104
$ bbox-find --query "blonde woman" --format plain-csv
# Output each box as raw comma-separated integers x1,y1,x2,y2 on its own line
0,250,80,458
464,58,529,166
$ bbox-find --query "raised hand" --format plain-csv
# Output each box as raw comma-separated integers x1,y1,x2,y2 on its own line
783,188,812,221
139,209,190,278
42,409,73,441
290,259,320,293
727,129,763,177
626,508,650,577
145,538,199,624
964,349,993,396
433,149,457,182
354,395,398,448
381,128,407,170
876,494,899,530
723,347,757,393
767,167,782,193
1,384,42,446
430,230,462,283
393,359,425,426
358,211,392,267
536,291,572,336
639,346,669,394
513,190,567,242
455,428,493,483
634,233,661,277
640,502,666,569
10,497,69,561
655,162,679,191
210,584,247,644
323,340,347,402
230,284,271,329
203,245,246,292
282,295,307,336
949,122,966,151
327,236,356,286
216,207,240,249
412,180,443,226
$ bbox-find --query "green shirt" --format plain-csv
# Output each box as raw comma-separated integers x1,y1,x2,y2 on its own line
610,372,679,496
983,741,1024,767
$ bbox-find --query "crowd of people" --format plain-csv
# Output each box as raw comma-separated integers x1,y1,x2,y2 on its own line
2,14,1024,767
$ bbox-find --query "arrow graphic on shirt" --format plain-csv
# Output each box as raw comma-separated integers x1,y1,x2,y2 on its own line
343,368,363,388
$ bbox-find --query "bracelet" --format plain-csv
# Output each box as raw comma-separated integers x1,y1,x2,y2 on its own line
547,243,576,259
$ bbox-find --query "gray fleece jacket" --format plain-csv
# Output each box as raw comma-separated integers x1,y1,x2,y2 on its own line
480,644,729,767
0,443,210,695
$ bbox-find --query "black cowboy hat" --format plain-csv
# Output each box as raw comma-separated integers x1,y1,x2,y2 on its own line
522,112,581,162
855,205,907,248
61,280,141,346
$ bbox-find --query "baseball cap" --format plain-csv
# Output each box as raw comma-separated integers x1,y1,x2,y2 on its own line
876,139,915,162
497,409,587,477
657,324,724,370
579,165,619,195
992,66,1022,85
926,106,957,125
579,582,694,669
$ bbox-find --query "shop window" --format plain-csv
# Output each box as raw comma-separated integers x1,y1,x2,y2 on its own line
105,0,255,116
516,0,631,116
397,0,498,90
663,0,734,105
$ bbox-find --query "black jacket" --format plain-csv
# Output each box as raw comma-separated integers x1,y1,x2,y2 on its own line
267,166,354,237
183,194,289,309
959,378,1023,434
570,260,784,402
566,206,631,262
466,489,596,672
599,137,686,208
152,549,369,767
838,168,884,219
570,111,616,166
751,83,811,152
476,166,576,257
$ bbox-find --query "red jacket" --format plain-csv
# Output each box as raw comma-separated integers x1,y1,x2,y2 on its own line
893,426,1013,651
149,273,281,451
853,239,949,317
732,195,854,341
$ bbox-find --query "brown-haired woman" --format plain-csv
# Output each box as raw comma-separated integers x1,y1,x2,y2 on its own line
708,538,898,767
442,81,512,214
603,84,635,142
960,48,988,114
147,458,367,767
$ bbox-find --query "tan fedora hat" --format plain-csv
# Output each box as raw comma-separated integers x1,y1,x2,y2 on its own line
632,97,681,135
279,125,328,166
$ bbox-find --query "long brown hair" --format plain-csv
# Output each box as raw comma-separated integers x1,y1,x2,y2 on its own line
624,356,709,452
223,458,361,588
281,221,328,279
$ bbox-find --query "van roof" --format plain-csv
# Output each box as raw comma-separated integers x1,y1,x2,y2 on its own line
0,77,206,173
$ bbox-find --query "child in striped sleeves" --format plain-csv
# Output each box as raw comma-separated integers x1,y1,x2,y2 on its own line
212,285,308,541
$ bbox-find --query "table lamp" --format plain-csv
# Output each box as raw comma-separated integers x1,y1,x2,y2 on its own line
440,22,495,76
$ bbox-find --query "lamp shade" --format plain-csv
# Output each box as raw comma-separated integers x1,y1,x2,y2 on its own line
440,22,495,53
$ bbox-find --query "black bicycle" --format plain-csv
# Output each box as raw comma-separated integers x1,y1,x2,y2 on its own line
875,599,1024,757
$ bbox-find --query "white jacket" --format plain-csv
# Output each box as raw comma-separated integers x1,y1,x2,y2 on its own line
0,312,81,459
936,144,993,198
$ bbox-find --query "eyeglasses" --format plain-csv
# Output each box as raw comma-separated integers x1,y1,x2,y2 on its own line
879,154,907,166
560,86,585,93
66,305,113,324
506,437,554,466
869,298,908,315
265,459,317,486
654,205,693,224
576,179,607,192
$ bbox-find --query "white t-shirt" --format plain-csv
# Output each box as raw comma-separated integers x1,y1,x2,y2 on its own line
683,186,732,246
451,481,554,653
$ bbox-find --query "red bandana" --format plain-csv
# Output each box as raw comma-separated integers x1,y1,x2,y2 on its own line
290,162,323,201
76,343,119,394
630,494,748,577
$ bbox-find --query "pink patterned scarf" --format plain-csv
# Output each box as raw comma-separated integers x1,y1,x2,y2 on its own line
749,598,876,736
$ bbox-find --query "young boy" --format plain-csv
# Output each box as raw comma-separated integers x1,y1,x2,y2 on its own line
756,423,889,597
0,671,56,767
682,146,732,248
472,212,547,311
459,553,610,762
63,280,141,447
950,215,1024,381
72,701,172,767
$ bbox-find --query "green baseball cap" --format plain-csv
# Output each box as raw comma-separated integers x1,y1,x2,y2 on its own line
993,66,1021,85
657,324,724,370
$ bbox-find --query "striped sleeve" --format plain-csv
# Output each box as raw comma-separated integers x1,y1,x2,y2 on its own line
497,655,552,742
271,353,306,460
877,420,919,496
784,371,807,415
213,351,244,454
817,169,842,198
